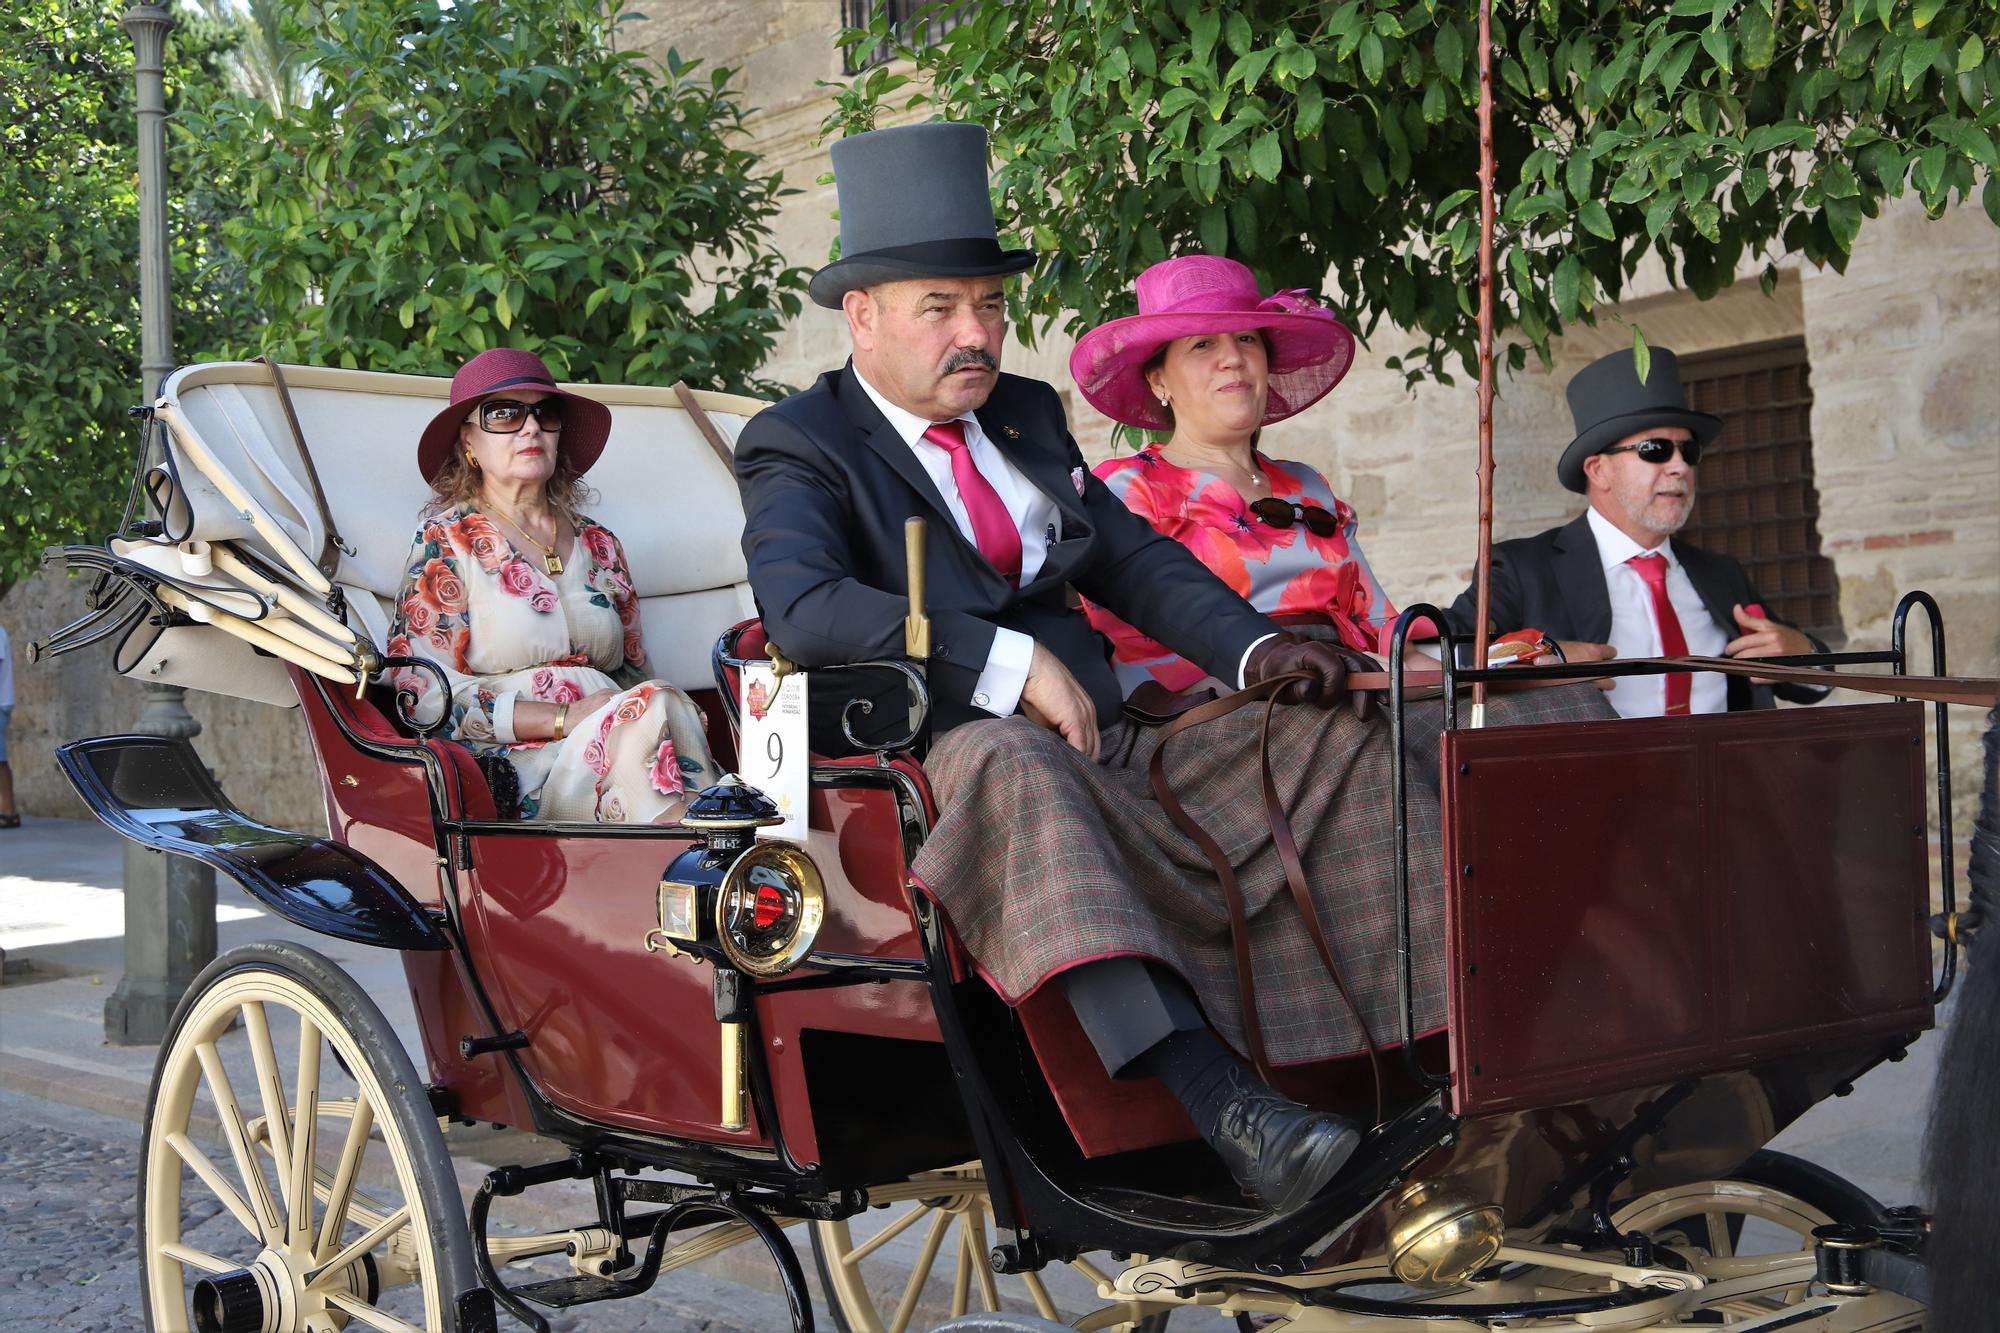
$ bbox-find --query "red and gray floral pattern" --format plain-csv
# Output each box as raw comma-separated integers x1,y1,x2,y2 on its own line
1083,446,1397,693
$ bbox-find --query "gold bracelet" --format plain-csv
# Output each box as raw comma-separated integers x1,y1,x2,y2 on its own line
553,702,570,742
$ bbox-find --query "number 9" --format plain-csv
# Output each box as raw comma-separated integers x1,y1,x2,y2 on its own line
766,732,783,778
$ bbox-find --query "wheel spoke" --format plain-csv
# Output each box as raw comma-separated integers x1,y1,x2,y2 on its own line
1020,1270,1060,1321
1705,1210,1735,1260
289,1016,322,1245
1070,1257,1115,1288
315,1091,376,1262
890,1208,954,1333
159,1240,236,1275
321,1290,424,1333
242,1001,297,1215
166,1129,264,1241
843,1201,929,1267
307,1203,410,1286
194,1038,281,1238
950,1216,972,1317
968,1212,1000,1312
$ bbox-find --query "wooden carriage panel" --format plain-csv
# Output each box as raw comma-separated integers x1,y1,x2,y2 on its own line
1443,700,1932,1116
456,778,930,1142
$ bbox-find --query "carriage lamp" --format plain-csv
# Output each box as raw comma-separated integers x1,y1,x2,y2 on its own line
1386,1179,1506,1288
651,775,826,1133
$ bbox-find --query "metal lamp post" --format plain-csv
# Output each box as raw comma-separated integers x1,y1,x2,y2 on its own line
105,2,218,1045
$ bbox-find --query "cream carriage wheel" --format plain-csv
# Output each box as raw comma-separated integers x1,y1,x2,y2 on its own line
1609,1150,1883,1315
138,941,477,1332
811,1166,1172,1332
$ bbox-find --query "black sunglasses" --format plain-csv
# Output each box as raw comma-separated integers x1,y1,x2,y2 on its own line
1601,435,1704,467
478,398,567,433
1249,497,1341,537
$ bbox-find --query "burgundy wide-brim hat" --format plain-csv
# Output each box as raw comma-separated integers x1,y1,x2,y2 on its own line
1069,256,1356,431
415,348,614,483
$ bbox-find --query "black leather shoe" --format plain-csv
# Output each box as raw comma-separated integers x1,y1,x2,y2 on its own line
1209,1077,1362,1212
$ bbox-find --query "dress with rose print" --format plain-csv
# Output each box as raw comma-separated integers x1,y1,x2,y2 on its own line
387,506,715,822
1083,445,1400,695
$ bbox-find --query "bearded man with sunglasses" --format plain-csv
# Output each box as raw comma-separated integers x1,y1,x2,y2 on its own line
1444,347,1828,716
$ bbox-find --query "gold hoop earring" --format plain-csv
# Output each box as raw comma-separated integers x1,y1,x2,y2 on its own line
463,451,478,469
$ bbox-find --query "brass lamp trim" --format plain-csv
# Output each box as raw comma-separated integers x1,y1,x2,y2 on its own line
714,840,826,977
1386,1179,1506,1289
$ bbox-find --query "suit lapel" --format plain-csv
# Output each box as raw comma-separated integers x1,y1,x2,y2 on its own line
1552,514,1614,643
834,364,958,526
974,395,1095,593
1674,541,1740,640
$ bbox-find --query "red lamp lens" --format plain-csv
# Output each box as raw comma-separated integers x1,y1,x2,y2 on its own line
752,883,786,930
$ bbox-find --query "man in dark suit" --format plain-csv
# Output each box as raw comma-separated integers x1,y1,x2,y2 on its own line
737,123,1376,1212
1444,347,1827,715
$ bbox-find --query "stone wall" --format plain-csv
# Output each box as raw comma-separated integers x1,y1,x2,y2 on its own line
1,569,326,832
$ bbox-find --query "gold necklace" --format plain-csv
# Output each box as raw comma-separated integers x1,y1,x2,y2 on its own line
1164,446,1267,494
484,502,565,575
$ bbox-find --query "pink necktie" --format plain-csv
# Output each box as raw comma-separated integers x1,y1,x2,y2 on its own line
923,421,1022,583
1628,552,1691,715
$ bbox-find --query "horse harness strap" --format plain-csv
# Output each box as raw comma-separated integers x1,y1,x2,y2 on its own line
1341,660,1999,707
1147,675,1387,1126
255,357,351,580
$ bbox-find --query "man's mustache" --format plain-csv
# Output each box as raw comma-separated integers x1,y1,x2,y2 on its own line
940,347,998,377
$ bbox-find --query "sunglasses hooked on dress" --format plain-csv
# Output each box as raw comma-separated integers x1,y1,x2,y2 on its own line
1249,497,1342,538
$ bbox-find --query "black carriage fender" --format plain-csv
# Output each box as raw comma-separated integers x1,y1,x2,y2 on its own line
55,734,449,952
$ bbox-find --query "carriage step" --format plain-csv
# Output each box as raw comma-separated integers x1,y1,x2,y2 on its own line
509,1272,657,1309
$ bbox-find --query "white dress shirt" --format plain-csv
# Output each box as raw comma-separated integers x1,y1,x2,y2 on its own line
852,368,1058,717
1587,506,1728,718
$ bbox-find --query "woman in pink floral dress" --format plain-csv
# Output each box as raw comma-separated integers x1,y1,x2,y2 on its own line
388,349,714,823
1070,256,1413,696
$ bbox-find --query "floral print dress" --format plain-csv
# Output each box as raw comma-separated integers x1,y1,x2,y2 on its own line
1084,445,1400,695
387,506,715,822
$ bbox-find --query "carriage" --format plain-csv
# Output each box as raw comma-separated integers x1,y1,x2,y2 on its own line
34,356,1968,1333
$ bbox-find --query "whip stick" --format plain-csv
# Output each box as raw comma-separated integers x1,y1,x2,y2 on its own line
1469,0,1497,728
903,517,931,659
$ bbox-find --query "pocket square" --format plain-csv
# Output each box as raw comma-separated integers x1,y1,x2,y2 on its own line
1071,466,1087,496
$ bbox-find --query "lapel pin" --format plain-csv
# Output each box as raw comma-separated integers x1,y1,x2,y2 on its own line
1000,425,1020,439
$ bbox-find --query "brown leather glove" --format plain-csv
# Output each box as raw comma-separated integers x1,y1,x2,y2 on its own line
1244,633,1354,708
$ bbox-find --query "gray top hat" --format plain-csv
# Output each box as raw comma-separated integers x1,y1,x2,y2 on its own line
809,122,1036,310
1557,346,1723,493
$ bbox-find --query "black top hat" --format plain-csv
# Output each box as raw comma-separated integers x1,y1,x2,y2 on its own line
809,122,1036,310
1557,347,1723,493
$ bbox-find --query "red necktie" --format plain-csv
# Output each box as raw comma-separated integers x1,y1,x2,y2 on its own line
1628,552,1691,715
923,421,1022,583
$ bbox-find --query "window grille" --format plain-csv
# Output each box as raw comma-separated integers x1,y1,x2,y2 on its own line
840,0,963,74
1675,337,1844,646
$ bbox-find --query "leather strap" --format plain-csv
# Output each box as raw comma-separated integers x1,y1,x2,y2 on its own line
672,382,740,474
1146,674,1386,1124
254,357,349,579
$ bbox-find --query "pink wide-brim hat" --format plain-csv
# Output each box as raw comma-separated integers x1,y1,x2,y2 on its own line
1070,256,1356,431
415,348,614,483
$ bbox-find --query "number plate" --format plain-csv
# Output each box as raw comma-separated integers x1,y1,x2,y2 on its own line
737,661,809,840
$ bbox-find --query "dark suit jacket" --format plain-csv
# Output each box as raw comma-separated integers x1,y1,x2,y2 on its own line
735,364,1278,743
1440,514,1828,711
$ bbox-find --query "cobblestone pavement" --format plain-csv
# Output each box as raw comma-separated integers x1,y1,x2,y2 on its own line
0,1087,806,1332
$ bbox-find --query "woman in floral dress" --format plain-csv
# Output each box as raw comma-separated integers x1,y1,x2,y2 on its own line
388,349,715,823
1069,255,1410,695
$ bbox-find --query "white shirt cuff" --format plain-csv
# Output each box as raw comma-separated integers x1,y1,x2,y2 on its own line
972,628,1035,716
1238,633,1279,689
490,689,522,743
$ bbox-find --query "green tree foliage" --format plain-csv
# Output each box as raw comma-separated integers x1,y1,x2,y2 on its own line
0,2,257,592
829,0,1999,387
188,0,808,394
